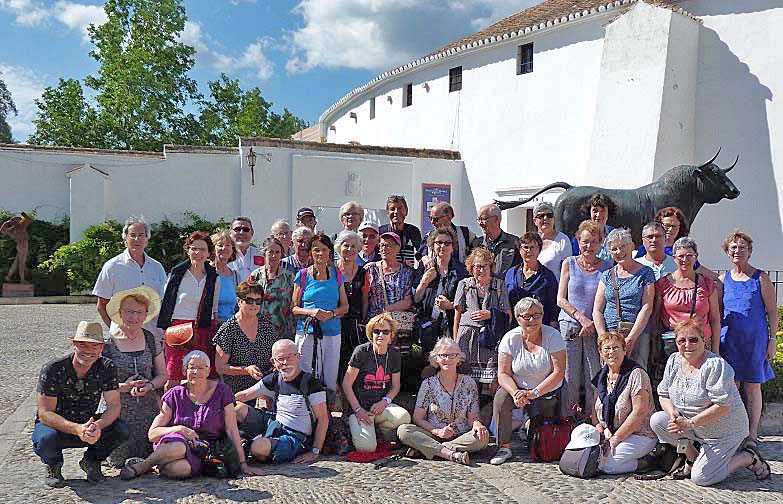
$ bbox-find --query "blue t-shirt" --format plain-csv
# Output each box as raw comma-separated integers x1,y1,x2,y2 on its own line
600,265,655,330
294,267,343,336
217,270,238,322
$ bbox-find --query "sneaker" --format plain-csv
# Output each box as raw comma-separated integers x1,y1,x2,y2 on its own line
45,463,64,488
79,456,106,483
490,447,513,465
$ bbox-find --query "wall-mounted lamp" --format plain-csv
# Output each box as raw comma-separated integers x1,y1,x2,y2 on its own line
349,112,357,122
421,82,430,91
387,95,393,104
245,146,272,186
329,125,337,132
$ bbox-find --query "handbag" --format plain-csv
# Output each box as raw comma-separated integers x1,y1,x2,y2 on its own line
529,415,577,462
610,266,634,336
164,282,209,346
559,445,600,478
192,433,242,478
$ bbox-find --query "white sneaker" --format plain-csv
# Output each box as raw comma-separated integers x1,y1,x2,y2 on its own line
490,447,512,465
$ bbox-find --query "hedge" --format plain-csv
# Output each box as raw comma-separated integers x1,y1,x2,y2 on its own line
761,307,783,403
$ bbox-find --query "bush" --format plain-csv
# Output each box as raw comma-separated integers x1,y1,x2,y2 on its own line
0,210,69,295
762,329,783,403
40,213,233,293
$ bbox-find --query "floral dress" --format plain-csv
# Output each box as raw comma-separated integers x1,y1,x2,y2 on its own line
251,266,296,339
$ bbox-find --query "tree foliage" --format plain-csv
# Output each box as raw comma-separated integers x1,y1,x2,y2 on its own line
0,75,17,143
28,79,102,147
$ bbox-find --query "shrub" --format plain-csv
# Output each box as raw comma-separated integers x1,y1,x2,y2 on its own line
762,331,783,403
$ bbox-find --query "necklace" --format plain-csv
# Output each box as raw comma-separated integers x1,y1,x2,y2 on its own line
437,374,460,424
577,255,601,272
372,346,390,385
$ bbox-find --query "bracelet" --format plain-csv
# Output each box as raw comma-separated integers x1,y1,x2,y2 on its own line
353,406,362,413
383,396,392,405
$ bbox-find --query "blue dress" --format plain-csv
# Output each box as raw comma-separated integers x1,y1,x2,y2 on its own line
720,269,775,383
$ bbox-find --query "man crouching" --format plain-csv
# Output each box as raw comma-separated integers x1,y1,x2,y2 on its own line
235,339,329,464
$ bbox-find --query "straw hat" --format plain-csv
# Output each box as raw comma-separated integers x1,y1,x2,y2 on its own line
106,286,162,326
69,321,105,344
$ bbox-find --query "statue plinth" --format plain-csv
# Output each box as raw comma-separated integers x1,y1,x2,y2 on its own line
2,283,34,297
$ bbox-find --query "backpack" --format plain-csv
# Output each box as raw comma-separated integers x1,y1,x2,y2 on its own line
529,416,577,462
559,445,600,478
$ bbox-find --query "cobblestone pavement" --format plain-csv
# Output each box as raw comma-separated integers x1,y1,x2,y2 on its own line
0,305,781,503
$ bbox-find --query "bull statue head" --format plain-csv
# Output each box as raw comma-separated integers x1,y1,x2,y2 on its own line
694,148,740,204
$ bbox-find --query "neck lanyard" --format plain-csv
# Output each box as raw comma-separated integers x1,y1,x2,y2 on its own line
438,374,460,425
373,347,389,379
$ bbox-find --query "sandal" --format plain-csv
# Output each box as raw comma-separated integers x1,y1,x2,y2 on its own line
119,457,146,481
671,459,693,480
449,451,470,466
404,448,423,459
743,443,771,480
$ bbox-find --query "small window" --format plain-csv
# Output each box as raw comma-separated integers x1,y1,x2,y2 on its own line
403,83,413,108
517,43,534,75
449,66,462,92
369,97,376,120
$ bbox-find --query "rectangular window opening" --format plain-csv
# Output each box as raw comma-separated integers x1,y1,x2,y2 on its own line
403,83,413,107
449,66,462,92
369,97,376,120
517,43,534,75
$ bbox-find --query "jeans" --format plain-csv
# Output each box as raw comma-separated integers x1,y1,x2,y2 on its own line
560,319,601,416
247,408,311,464
32,419,129,466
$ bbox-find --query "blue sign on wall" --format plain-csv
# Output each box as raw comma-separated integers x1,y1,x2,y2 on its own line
421,183,451,235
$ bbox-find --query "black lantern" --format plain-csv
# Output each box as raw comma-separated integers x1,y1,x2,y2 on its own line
246,146,257,185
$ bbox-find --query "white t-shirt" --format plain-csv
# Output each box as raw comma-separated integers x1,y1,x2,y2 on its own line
170,270,206,320
229,245,261,283
538,231,572,283
498,325,566,390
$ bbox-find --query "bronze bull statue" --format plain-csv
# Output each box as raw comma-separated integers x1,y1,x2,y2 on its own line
496,149,740,243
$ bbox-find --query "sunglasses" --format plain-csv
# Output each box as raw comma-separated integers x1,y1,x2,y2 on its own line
676,337,701,345
372,329,392,336
233,226,252,233
535,212,554,219
242,297,263,305
434,240,453,247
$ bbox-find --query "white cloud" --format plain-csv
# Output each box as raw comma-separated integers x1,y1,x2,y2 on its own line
286,0,542,73
0,0,48,25
181,20,274,80
54,1,107,41
0,64,49,141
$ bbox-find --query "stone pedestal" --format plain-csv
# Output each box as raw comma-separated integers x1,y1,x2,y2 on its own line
2,283,34,297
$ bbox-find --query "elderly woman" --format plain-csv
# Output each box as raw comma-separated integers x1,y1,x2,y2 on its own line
282,226,314,273
365,231,413,324
592,331,656,474
650,319,769,485
571,193,616,261
491,297,566,465
342,313,410,452
655,237,721,361
532,201,572,282
213,281,280,396
378,194,422,268
397,337,489,465
335,230,370,381
271,220,294,256
292,233,349,393
454,248,511,387
119,350,262,479
158,231,221,390
337,201,364,234
593,228,655,370
103,287,167,467
557,220,612,416
505,232,558,328
249,236,296,339
211,229,239,325
413,226,468,349
719,230,778,444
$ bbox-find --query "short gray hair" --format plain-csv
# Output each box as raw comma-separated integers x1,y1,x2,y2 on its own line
292,226,314,242
428,337,465,368
514,297,544,318
673,236,698,255
533,201,554,215
606,228,633,248
334,230,361,254
479,203,502,222
182,350,210,369
339,201,364,219
642,221,664,236
122,215,151,239
271,220,291,234
272,339,297,354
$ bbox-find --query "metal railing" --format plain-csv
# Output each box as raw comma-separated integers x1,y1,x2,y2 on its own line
716,270,783,305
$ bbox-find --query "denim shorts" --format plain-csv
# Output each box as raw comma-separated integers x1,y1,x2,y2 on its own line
244,407,311,464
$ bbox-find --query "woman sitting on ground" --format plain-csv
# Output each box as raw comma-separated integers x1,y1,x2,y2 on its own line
120,350,262,479
397,337,490,465
650,318,769,485
342,313,410,452
592,331,656,474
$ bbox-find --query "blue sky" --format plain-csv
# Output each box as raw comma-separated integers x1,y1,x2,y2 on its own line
0,0,539,143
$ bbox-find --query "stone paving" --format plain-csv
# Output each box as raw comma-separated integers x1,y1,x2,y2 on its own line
0,305,781,503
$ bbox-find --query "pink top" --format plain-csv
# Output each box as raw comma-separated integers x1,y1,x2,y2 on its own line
656,275,716,338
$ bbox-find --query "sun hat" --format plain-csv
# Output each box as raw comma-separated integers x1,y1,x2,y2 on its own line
379,231,401,246
358,221,379,234
106,286,162,326
70,321,105,344
565,423,601,450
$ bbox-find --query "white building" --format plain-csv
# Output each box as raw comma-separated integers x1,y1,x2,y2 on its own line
319,0,783,272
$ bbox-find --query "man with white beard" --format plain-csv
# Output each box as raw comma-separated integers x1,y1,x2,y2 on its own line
234,339,330,464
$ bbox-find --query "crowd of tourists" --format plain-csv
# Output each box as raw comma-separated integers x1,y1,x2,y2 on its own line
33,195,776,488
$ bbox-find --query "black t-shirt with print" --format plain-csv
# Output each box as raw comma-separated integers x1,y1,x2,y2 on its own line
348,342,401,408
36,354,119,425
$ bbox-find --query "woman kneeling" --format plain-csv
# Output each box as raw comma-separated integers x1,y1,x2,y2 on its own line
396,337,490,465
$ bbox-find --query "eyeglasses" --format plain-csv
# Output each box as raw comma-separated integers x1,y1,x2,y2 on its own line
661,224,680,231
343,212,361,218
187,365,208,371
728,245,748,252
518,312,543,321
476,216,497,223
534,212,554,219
472,264,489,270
121,309,147,317
233,226,251,233
433,240,453,247
379,242,399,248
127,233,146,240
274,231,292,238
273,353,298,364
188,246,208,253
372,329,392,336
676,337,701,345
643,234,663,240
436,353,460,360
674,253,697,261
242,297,263,305
601,345,622,353
429,215,444,223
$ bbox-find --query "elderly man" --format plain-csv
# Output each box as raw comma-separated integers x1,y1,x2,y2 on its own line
379,194,422,268
271,219,294,255
296,207,318,232
93,216,166,336
32,322,129,486
635,222,676,280
418,201,475,264
357,221,381,267
235,339,329,464
474,203,520,278
229,216,262,281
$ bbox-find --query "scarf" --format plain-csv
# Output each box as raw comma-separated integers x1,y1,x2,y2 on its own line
591,356,641,432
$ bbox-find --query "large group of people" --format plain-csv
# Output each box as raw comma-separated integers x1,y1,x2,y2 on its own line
33,194,776,489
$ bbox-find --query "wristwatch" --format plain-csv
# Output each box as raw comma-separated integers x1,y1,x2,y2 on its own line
311,447,320,455
532,388,541,398
383,396,392,405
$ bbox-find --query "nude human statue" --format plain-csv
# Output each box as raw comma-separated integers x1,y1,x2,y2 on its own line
1,211,33,283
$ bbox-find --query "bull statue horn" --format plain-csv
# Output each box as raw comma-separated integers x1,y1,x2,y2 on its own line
723,154,739,173
698,147,721,169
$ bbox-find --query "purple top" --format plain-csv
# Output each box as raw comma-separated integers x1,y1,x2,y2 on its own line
161,381,234,443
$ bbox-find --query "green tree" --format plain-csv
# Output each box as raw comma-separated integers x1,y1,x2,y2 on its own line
0,75,17,143
84,0,200,151
28,79,103,147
